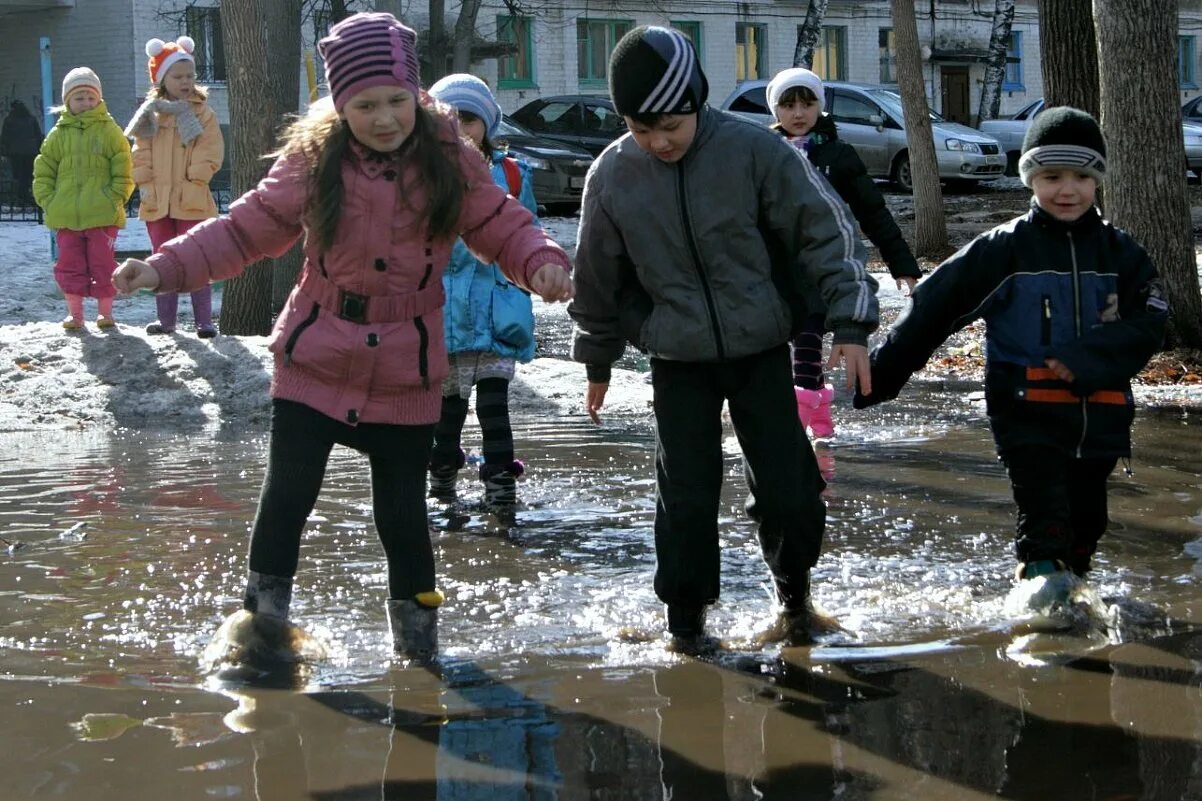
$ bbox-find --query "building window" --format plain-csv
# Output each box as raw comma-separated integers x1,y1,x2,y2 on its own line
736,23,767,81
812,26,847,81
671,20,703,66
498,15,535,88
879,28,896,84
577,19,633,85
185,5,225,83
1003,31,1023,90
1179,36,1197,88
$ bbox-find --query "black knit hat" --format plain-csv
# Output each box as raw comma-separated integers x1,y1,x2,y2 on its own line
608,26,709,117
1019,106,1106,187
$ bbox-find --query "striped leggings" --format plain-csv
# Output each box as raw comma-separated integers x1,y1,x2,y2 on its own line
431,377,515,469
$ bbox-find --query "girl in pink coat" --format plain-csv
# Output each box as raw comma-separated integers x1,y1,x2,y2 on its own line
114,13,573,671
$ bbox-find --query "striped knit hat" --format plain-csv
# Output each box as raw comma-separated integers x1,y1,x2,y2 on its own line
1019,106,1106,187
608,26,708,117
318,12,420,113
429,73,502,138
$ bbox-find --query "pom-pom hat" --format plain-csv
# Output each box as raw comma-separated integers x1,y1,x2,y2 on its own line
146,36,196,85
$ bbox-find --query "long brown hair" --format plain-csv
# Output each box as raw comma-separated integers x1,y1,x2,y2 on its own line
275,97,465,254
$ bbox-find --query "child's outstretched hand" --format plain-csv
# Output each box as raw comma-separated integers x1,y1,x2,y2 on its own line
826,344,872,395
112,259,161,294
529,263,574,303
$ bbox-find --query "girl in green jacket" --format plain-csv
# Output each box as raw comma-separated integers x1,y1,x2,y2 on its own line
33,67,134,330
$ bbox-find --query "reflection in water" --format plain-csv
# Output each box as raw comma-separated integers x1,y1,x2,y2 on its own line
0,403,1199,798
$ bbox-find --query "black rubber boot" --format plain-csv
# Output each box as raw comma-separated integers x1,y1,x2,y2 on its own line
386,598,440,663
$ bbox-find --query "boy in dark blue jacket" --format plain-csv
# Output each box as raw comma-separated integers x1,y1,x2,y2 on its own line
855,107,1168,587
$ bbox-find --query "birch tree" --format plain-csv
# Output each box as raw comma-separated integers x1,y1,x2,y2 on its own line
792,0,830,69
976,0,1015,124
890,0,947,255
1037,0,1099,115
1095,0,1202,347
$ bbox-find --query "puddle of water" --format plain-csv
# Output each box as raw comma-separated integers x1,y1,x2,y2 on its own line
1,397,1200,799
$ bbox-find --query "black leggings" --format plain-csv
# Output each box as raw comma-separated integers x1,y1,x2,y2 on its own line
430,377,515,468
247,399,436,600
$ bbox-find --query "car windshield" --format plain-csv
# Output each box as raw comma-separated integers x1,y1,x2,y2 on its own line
864,87,945,123
496,117,532,137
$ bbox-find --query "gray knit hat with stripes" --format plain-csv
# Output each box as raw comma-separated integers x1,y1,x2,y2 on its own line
609,26,708,117
318,12,420,113
1019,106,1106,187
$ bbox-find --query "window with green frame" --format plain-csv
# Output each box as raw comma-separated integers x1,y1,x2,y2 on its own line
811,26,847,81
736,22,767,81
671,20,703,65
1179,35,1197,89
498,15,535,88
879,28,896,84
577,19,633,85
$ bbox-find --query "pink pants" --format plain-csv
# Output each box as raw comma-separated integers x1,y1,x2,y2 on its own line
147,217,211,330
55,227,119,299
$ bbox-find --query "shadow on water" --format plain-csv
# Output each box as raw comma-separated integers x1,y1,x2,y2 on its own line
0,384,1199,798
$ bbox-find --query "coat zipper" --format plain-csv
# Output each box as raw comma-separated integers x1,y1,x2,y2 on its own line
676,164,725,361
1040,296,1052,346
283,302,321,366
1067,230,1087,457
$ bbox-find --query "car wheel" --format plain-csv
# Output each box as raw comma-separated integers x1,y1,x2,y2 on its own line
891,152,913,193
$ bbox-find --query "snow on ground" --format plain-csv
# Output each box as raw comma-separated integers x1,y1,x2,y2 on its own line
0,216,659,432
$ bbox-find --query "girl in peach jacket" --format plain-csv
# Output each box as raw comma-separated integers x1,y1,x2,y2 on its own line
125,35,224,337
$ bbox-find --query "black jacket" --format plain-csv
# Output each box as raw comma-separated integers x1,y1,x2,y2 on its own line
778,114,920,281
857,202,1167,460
0,102,43,157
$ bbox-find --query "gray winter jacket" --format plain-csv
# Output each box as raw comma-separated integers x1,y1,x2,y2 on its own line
569,106,878,372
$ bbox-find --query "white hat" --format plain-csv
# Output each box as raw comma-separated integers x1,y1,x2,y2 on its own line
62,67,102,103
766,67,825,114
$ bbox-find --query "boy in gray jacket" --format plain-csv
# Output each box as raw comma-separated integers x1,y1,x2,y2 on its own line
569,26,879,651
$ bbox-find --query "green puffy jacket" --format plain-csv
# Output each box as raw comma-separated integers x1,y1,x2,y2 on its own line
33,101,134,231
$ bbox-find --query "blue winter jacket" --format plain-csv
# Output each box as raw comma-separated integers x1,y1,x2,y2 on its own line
443,150,538,361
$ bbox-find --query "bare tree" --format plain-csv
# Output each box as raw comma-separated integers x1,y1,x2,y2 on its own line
890,0,947,256
1095,0,1202,348
218,0,302,335
792,0,830,69
976,0,1015,125
452,0,485,73
1037,0,1099,115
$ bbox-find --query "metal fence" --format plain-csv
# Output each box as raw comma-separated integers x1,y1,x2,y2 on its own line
0,176,232,223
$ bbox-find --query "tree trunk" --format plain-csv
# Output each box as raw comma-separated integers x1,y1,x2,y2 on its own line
265,0,304,316
792,0,830,69
374,0,405,19
976,0,1015,124
425,0,447,85
451,0,483,74
219,0,302,335
1037,0,1099,115
890,0,947,256
1095,0,1202,348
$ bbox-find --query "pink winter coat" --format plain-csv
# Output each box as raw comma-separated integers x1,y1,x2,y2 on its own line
145,121,571,426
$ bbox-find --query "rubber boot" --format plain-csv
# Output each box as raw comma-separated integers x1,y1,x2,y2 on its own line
794,387,821,431
386,591,443,663
808,385,836,438
665,604,718,655
428,465,459,501
481,460,524,511
202,571,322,678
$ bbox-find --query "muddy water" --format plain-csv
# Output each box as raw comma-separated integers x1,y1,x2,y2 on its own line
2,387,1201,800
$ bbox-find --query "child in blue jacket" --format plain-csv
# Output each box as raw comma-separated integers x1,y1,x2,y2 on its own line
855,107,1168,589
427,74,538,513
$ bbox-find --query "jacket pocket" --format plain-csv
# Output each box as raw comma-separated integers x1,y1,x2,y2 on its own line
267,295,351,385
180,181,211,213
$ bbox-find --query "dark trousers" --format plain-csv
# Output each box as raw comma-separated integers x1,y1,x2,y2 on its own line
431,377,514,469
248,399,436,599
651,345,826,612
1002,446,1118,571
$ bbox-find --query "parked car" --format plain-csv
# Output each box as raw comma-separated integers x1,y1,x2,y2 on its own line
718,79,1006,192
1182,95,1202,124
981,97,1202,179
510,95,627,157
494,116,593,211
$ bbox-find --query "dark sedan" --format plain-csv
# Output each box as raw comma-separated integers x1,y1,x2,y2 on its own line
510,94,626,157
496,116,593,212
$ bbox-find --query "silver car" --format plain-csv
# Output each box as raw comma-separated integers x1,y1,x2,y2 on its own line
718,79,1005,191
979,97,1202,180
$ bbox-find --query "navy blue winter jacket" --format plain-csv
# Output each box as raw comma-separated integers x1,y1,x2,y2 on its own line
857,201,1168,459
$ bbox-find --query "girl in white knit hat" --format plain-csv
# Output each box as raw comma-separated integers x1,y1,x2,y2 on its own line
125,35,225,338
33,67,133,330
